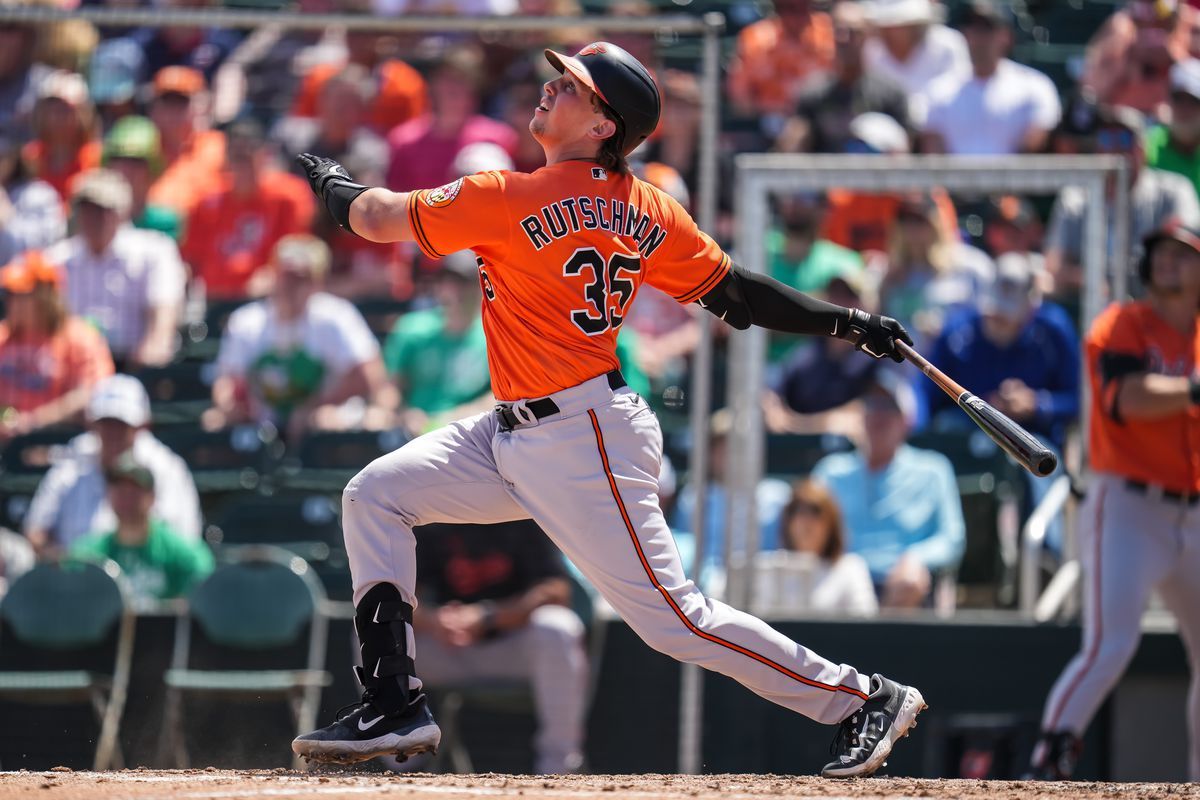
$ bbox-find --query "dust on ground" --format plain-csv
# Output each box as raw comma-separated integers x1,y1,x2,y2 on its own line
1,770,1198,800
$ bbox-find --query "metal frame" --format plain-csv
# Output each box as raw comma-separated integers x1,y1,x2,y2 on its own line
729,153,1128,612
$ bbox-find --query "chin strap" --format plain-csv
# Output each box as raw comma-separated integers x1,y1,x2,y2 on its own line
354,582,417,716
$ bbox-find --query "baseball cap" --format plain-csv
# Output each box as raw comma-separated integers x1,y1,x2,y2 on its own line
89,38,144,105
102,115,163,171
1170,59,1200,101
0,251,61,294
980,252,1042,320
1142,220,1200,258
1093,104,1145,138
87,374,151,427
152,66,205,99
38,69,90,107
847,112,910,154
452,141,513,175
863,0,944,27
104,452,155,491
864,370,918,426
71,169,133,216
956,0,1013,29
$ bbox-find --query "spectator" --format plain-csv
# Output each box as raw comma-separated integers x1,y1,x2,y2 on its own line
206,234,395,443
766,271,879,434
1044,104,1200,298
642,69,704,194
24,374,201,558
124,0,243,84
182,116,314,300
0,528,34,600
102,115,182,241
70,453,213,607
778,0,911,154
726,0,834,125
925,252,1078,550
22,69,101,206
0,126,66,268
977,194,1044,259
290,25,428,137
384,251,491,436
0,17,52,138
386,47,518,193
671,410,792,576
0,251,114,443
1082,0,1195,116
756,479,877,616
866,192,995,342
1145,58,1200,198
47,169,185,368
812,374,965,609
820,113,960,255
921,1,1061,155
88,38,144,128
413,520,587,775
861,0,970,121
498,77,548,174
146,66,227,217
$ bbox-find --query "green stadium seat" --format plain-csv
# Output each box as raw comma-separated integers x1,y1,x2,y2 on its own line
0,427,83,494
275,428,409,492
155,424,282,494
132,361,216,425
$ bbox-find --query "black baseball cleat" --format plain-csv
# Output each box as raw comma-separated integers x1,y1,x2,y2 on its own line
821,673,927,778
292,691,441,765
1023,731,1081,780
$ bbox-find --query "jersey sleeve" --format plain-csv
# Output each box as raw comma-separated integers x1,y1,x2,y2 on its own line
1087,304,1147,421
406,171,510,259
643,194,731,304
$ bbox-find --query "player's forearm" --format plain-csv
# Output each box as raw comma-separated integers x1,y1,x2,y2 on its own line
348,188,415,244
494,577,571,631
1116,374,1195,419
699,267,850,335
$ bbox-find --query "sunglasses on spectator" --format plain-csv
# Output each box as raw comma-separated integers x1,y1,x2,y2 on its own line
792,501,822,517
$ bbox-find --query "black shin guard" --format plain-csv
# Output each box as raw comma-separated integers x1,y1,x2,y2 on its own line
354,583,417,717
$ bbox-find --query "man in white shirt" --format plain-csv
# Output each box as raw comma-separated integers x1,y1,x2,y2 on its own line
862,0,971,122
921,2,1062,155
206,233,395,442
23,374,202,556
46,169,185,368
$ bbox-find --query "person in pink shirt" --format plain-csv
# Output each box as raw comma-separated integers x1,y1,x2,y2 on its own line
385,47,518,192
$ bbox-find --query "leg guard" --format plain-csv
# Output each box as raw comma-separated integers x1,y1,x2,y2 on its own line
354,582,418,717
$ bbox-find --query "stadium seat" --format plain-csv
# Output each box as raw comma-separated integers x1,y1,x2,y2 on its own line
204,492,349,600
131,361,217,425
351,297,412,342
155,424,282,494
160,546,331,768
764,432,855,477
275,428,410,492
0,559,135,770
178,298,252,362
0,427,83,494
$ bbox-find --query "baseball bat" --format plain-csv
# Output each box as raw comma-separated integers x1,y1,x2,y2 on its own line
896,340,1059,478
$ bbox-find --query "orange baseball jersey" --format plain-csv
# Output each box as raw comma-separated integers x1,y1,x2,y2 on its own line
406,160,730,400
1087,300,1200,492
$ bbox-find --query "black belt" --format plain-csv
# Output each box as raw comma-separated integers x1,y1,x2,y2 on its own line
1125,479,1200,506
495,370,626,432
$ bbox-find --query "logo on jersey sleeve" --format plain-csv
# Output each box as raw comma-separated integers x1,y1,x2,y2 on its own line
423,178,464,208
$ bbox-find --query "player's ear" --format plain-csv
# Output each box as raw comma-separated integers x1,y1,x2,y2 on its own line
588,117,617,143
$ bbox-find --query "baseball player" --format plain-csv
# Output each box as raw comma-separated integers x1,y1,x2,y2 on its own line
1027,222,1200,781
292,43,926,778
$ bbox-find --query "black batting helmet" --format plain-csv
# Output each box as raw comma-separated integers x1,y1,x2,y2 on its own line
1138,220,1200,285
544,42,661,156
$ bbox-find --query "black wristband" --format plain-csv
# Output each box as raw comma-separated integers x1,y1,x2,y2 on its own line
324,180,370,234
1189,376,1200,406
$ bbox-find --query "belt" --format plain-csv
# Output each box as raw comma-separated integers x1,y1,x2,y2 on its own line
1125,479,1200,507
495,370,626,432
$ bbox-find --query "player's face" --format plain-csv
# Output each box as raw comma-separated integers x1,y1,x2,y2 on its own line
530,73,610,149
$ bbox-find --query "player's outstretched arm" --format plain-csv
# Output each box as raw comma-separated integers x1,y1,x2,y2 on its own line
697,266,912,363
296,153,414,243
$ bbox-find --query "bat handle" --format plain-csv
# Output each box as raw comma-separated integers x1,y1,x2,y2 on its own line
896,340,967,398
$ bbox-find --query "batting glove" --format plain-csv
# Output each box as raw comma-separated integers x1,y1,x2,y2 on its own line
837,309,913,363
296,153,369,233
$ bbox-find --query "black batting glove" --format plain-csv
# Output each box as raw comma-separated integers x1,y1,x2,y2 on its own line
837,308,913,363
296,152,369,233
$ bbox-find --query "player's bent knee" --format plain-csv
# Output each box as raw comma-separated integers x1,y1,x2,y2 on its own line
527,605,586,645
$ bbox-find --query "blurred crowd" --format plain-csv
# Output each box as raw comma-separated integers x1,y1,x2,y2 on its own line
1,0,1198,622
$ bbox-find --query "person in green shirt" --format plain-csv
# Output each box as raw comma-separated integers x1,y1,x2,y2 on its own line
766,193,865,363
384,251,493,434
101,115,183,241
70,453,214,606
1145,59,1200,200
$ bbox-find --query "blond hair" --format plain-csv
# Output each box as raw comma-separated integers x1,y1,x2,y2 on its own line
273,233,331,279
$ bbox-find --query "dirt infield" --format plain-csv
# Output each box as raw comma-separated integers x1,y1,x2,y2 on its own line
0,770,1197,800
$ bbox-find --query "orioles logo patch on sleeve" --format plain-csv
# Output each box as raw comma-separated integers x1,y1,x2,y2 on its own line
423,177,464,208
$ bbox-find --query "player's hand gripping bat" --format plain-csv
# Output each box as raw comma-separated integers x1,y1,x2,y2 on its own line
897,340,1058,477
